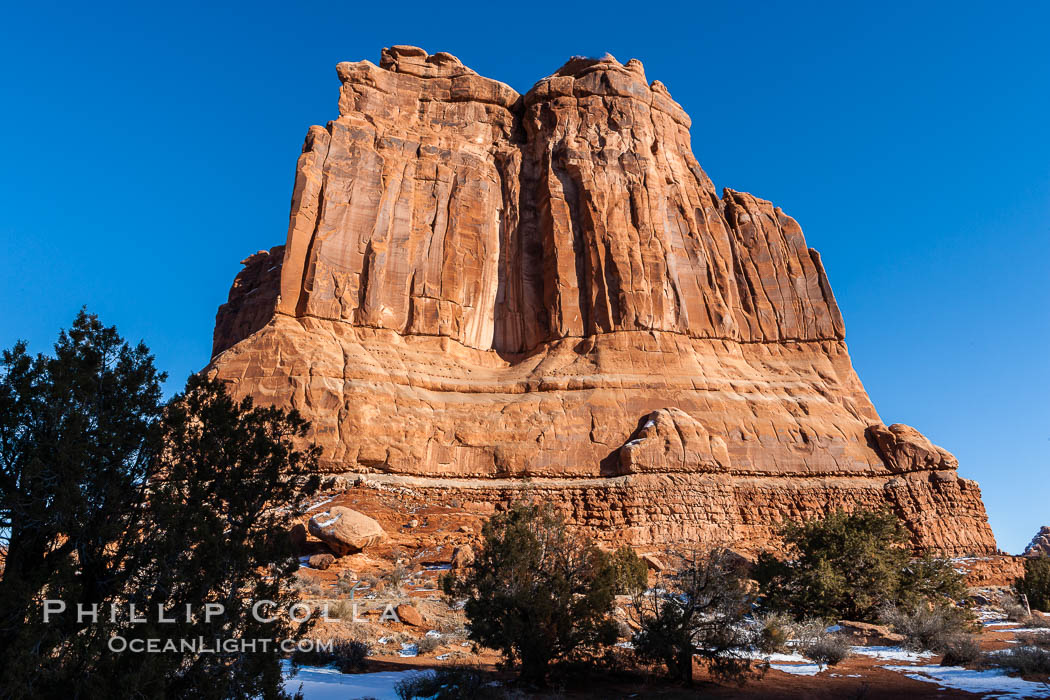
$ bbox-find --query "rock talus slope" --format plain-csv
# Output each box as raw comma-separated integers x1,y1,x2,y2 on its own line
210,46,996,555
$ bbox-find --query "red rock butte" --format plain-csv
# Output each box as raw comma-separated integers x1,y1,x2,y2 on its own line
210,46,996,555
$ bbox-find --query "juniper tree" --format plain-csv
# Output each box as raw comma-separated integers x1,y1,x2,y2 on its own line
632,549,759,685
754,508,967,623
0,311,320,699
442,503,623,684
1017,557,1050,612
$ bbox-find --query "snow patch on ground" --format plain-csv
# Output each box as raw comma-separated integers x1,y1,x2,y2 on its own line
282,663,425,700
769,662,825,676
314,513,341,528
746,651,826,676
851,645,934,662
305,497,334,512
882,664,1050,699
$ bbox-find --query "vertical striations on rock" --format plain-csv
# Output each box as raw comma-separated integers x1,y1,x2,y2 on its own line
210,47,997,556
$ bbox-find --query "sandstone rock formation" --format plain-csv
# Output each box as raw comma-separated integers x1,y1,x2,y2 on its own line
396,604,424,627
307,553,335,571
211,46,998,555
451,545,474,570
834,621,905,647
1025,527,1050,557
308,506,385,556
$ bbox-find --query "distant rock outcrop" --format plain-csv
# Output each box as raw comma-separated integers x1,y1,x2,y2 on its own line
209,46,998,555
1025,527,1050,557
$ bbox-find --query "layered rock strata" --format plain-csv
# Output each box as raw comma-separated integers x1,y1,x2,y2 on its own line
210,46,997,555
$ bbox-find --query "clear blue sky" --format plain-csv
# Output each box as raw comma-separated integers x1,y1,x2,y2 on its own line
1,1,1047,553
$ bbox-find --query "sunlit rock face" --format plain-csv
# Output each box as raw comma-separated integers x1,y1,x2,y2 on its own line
210,46,996,555
1025,527,1050,557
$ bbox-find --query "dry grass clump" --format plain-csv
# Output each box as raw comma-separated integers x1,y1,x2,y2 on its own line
982,645,1050,675
880,603,973,653
800,633,852,667
938,634,982,666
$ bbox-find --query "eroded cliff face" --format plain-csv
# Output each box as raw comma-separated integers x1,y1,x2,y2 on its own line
210,46,997,555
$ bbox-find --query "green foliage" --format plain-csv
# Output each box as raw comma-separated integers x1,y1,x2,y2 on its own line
608,545,648,595
632,549,759,685
0,311,166,696
125,373,321,697
441,503,619,684
1016,557,1050,612
754,508,967,623
0,311,321,699
899,554,968,608
755,612,793,655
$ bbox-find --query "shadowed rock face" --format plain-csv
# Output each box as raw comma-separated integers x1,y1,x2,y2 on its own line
210,46,997,555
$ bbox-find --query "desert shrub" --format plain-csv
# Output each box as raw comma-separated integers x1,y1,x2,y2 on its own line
983,645,1050,675
1024,614,1050,629
755,508,967,622
880,602,975,653
788,618,829,644
385,561,410,591
938,634,982,666
1004,601,1031,622
332,639,370,672
326,599,354,620
632,549,760,685
441,503,621,684
394,665,502,699
417,634,442,654
291,573,324,597
332,570,360,596
1005,607,1050,628
596,644,639,674
783,618,852,666
610,615,632,640
292,639,370,673
755,612,794,655
799,632,852,667
609,545,649,595
1016,632,1050,649
1016,557,1050,612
